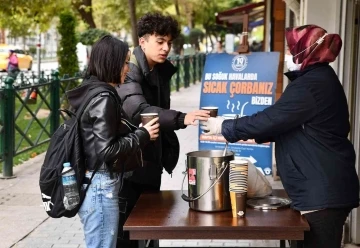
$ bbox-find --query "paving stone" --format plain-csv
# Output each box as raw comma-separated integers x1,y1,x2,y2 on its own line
52,244,79,248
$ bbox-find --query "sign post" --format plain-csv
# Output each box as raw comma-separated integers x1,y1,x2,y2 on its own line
199,52,279,175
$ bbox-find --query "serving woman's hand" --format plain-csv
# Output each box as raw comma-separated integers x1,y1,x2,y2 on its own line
200,117,225,135
143,117,160,140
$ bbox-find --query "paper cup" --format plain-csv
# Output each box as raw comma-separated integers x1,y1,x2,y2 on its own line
229,160,248,181
201,106,218,117
230,191,247,218
229,159,248,194
140,113,159,125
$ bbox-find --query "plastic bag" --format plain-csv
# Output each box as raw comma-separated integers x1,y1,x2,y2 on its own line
237,157,272,198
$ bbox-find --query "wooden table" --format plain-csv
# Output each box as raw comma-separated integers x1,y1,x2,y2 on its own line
124,190,310,248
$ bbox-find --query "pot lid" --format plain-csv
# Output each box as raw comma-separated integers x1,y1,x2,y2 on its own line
247,196,291,210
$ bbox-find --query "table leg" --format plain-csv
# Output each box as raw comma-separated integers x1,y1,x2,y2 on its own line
280,240,286,248
150,240,159,247
137,240,146,248
137,240,160,248
290,240,304,248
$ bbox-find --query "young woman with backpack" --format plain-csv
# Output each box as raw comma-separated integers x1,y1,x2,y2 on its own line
66,35,160,248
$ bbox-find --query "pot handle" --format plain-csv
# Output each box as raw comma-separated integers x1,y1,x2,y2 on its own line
181,161,229,202
181,159,191,201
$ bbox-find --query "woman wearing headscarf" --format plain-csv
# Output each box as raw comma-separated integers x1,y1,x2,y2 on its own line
201,25,359,248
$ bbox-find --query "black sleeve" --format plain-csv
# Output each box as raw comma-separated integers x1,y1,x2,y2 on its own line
88,94,149,164
117,66,186,131
255,137,275,144
222,83,317,143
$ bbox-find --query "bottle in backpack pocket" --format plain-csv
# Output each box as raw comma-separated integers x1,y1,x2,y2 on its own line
62,162,80,210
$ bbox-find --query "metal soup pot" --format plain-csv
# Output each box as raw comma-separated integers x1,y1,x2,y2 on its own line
181,150,234,212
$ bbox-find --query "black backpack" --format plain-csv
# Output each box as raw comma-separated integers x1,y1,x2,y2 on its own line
39,85,117,218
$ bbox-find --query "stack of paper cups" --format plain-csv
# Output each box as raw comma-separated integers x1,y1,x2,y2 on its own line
229,159,248,218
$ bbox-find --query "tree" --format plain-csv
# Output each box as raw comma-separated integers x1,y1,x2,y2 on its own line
229,0,253,8
71,0,96,29
128,0,138,47
0,0,69,32
174,0,181,16
189,28,204,51
0,0,98,38
57,11,79,76
172,33,185,55
191,0,245,47
78,28,110,45
100,0,173,46
0,0,249,50
0,14,34,49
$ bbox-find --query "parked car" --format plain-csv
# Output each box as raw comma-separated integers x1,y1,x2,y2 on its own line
0,44,33,71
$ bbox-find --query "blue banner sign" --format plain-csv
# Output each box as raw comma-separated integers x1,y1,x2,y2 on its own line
199,52,280,175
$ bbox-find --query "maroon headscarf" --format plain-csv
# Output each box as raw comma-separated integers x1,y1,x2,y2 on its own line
285,25,342,70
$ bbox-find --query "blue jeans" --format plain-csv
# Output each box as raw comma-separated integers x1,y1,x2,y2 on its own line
78,171,121,248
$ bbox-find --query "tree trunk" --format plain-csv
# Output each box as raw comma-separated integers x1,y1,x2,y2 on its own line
72,0,96,29
174,0,180,16
0,29,5,44
22,36,26,50
184,2,192,29
128,0,138,47
191,10,195,28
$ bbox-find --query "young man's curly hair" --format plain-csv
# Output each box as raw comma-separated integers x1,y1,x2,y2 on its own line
137,12,180,40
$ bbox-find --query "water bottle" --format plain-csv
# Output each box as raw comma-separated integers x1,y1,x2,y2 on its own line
62,162,80,210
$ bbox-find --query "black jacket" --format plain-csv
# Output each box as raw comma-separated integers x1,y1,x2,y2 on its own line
117,46,184,186
222,63,359,211
67,76,150,173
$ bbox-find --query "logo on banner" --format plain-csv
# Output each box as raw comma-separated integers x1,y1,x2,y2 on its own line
264,167,272,175
232,55,248,72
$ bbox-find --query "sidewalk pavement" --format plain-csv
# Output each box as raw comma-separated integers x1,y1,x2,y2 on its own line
0,83,358,248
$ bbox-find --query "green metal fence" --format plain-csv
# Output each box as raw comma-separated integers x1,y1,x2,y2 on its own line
168,53,206,91
0,53,206,177
0,72,83,177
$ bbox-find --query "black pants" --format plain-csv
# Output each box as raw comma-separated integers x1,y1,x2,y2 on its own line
303,208,352,248
116,179,160,248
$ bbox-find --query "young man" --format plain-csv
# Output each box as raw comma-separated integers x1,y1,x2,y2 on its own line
116,12,209,247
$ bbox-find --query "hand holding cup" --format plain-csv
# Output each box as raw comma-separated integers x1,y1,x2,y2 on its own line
184,109,210,126
200,116,225,135
143,117,160,141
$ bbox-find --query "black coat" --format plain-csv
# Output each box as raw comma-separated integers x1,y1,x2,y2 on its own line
117,47,185,187
67,76,150,173
222,63,359,211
